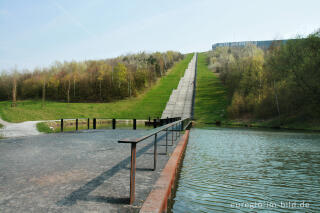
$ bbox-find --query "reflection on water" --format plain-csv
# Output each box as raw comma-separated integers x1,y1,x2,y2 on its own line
172,128,320,212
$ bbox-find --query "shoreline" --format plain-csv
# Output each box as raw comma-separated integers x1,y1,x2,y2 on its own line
195,121,320,133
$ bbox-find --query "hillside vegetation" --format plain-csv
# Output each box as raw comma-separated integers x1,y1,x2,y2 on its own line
0,51,183,103
0,54,193,122
207,30,320,130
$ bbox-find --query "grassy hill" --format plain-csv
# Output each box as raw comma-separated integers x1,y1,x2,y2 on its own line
194,52,228,125
194,52,320,131
0,54,193,123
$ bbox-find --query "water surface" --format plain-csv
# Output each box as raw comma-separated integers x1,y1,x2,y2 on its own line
172,128,320,212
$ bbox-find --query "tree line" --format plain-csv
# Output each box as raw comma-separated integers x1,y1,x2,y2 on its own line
0,51,183,104
208,30,320,122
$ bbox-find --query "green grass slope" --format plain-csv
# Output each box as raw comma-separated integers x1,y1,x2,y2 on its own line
194,52,228,124
0,54,193,122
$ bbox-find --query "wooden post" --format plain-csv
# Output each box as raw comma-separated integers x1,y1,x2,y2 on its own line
112,118,116,129
153,119,157,128
61,119,64,132
76,118,78,131
133,119,136,130
93,118,96,129
154,133,157,171
87,118,90,129
129,143,137,205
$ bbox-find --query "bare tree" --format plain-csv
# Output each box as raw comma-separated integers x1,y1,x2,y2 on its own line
42,77,46,107
12,74,17,107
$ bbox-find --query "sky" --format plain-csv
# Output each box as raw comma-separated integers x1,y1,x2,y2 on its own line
1,0,319,71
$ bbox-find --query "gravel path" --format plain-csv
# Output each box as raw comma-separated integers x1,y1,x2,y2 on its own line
0,129,180,212
0,118,42,138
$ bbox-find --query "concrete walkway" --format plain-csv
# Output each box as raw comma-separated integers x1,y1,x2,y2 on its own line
0,118,42,138
0,129,180,212
161,53,197,119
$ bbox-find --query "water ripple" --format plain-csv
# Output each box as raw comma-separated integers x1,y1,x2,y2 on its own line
172,128,320,212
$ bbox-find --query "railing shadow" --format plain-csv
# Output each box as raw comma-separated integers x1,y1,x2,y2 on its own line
81,196,129,204
56,132,168,206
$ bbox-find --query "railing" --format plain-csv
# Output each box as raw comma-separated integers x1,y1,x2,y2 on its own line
118,117,192,204
60,118,124,132
59,117,181,132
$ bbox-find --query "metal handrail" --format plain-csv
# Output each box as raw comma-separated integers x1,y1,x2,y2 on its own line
118,118,189,144
118,117,192,204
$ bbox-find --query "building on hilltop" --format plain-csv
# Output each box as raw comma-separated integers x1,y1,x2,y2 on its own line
212,40,289,50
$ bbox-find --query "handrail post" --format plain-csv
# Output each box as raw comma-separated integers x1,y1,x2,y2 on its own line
76,118,78,131
153,133,157,171
176,124,178,139
133,119,136,130
176,124,179,138
129,143,137,205
61,119,63,132
171,125,173,145
87,118,90,129
166,128,168,153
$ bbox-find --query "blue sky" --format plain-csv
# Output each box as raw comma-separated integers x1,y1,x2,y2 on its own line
1,0,319,71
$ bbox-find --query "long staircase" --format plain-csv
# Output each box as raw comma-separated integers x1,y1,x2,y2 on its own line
161,53,197,119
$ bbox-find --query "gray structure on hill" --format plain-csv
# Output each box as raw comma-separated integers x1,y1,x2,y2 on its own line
161,53,197,119
212,40,288,50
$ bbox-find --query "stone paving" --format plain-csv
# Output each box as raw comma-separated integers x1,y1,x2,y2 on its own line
0,129,180,212
161,53,197,119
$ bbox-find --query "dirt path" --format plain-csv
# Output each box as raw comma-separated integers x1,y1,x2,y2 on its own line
0,118,42,138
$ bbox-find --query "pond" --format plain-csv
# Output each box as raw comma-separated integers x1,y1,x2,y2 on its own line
172,128,320,212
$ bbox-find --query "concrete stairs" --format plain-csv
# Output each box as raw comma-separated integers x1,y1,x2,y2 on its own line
161,53,197,119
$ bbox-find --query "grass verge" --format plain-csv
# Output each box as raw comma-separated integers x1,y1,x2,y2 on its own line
36,122,54,133
0,54,193,123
